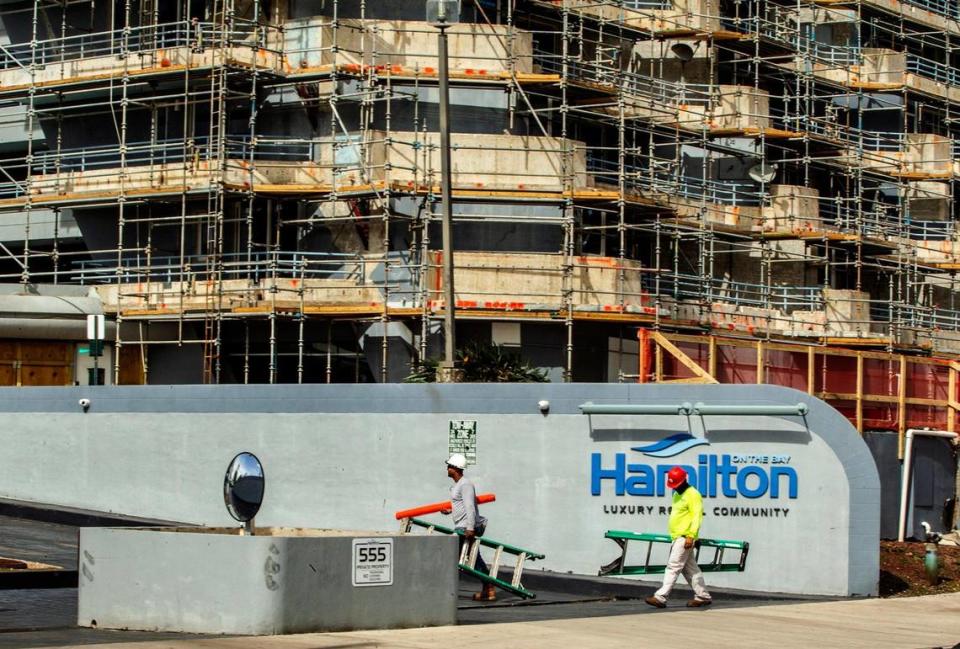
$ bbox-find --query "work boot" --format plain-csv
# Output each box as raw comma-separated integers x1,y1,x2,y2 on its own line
645,595,666,609
473,584,497,602
686,598,712,608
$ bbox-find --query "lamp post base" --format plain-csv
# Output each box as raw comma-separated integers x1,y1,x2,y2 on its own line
436,364,464,384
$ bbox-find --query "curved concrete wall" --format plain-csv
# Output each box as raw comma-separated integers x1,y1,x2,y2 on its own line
0,383,879,596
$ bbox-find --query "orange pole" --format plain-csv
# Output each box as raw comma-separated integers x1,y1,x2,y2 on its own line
395,493,495,520
638,328,650,383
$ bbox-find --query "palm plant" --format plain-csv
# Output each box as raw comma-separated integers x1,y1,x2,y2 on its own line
405,340,549,383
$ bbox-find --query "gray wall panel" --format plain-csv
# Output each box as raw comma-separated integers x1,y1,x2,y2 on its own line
78,528,457,634
0,383,879,596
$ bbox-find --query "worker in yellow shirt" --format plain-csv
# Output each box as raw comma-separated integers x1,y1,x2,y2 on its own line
645,466,713,608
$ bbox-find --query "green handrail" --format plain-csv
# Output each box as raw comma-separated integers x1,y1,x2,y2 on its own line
579,403,693,415
693,402,808,416
578,402,807,417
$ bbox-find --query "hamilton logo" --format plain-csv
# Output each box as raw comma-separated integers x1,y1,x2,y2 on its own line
632,433,710,458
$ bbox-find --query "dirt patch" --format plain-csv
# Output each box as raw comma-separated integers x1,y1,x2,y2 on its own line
881,541,960,597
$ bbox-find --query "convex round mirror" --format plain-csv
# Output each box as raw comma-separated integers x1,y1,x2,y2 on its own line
224,452,265,532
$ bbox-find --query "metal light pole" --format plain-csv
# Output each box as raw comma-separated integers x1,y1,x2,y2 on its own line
428,0,460,381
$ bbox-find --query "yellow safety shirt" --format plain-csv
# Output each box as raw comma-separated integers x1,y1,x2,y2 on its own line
668,486,704,541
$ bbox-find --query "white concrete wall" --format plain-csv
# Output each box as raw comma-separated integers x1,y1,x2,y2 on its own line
0,383,880,597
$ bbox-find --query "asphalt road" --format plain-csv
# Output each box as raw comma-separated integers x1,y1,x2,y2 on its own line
0,514,810,647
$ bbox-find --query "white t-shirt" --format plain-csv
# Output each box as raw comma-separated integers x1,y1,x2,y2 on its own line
450,476,487,531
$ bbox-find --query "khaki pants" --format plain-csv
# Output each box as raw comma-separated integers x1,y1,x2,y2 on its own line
653,537,711,602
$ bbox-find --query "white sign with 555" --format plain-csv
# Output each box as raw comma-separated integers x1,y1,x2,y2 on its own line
352,538,393,587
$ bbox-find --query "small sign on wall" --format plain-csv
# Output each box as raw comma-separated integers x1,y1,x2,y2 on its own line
352,538,393,587
449,420,477,465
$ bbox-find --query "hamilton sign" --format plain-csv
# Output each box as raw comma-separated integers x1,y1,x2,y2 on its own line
591,433,799,516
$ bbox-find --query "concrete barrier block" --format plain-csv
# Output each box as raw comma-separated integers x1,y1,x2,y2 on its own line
78,527,458,635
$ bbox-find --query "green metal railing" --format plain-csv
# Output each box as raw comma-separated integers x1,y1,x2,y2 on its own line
599,530,749,576
580,403,808,417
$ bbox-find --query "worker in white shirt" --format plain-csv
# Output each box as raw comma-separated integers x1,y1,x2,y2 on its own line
442,453,495,601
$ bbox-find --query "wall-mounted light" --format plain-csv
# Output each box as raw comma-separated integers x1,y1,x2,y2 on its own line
670,42,695,63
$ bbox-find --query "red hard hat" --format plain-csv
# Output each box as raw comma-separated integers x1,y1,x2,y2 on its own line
666,466,687,490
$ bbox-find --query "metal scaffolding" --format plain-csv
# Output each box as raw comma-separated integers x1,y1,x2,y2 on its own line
0,0,959,394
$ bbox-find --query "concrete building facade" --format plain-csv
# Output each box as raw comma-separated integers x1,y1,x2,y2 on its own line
0,0,958,448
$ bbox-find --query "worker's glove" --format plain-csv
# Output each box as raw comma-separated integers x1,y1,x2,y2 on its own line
684,536,694,549
465,529,476,540
440,508,451,515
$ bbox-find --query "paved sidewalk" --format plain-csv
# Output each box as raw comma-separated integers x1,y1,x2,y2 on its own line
28,592,960,649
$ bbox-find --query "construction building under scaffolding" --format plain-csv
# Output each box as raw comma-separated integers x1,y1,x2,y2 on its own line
3,0,960,441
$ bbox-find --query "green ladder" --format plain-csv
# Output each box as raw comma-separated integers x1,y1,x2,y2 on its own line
599,530,749,576
406,517,545,599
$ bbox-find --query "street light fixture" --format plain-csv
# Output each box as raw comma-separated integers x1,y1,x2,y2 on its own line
427,0,460,24
670,42,694,105
427,0,460,381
